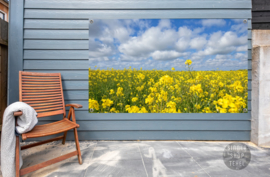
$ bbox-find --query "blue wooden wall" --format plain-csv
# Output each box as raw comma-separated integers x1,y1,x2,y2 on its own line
8,0,252,140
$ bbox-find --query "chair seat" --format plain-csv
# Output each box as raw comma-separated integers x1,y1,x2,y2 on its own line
22,118,79,140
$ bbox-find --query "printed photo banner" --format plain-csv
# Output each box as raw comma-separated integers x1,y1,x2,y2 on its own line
88,19,248,113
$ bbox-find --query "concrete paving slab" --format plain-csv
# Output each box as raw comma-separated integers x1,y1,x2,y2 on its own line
139,141,209,177
177,141,270,177
46,162,88,177
143,157,209,177
92,141,141,161
138,141,191,163
69,141,97,163
84,160,147,177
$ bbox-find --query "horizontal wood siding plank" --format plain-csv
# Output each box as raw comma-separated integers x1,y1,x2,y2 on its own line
24,40,88,49
24,60,87,69
24,19,89,29
28,131,250,141
24,19,252,30
252,11,270,17
24,51,88,59
62,81,88,90
252,0,270,11
63,90,87,100
24,70,89,80
76,130,251,140
252,23,270,29
37,120,250,131
25,0,251,9
24,30,88,39
252,17,270,23
24,9,251,19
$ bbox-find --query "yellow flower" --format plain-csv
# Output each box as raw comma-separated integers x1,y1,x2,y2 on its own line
194,104,201,110
89,99,99,111
222,99,229,109
218,82,224,87
220,109,227,113
190,84,203,94
126,106,140,113
137,73,145,80
101,99,113,108
202,107,212,113
132,97,138,102
159,75,174,85
109,89,115,95
185,59,192,65
171,67,175,71
145,95,154,104
166,101,176,108
138,107,148,113
116,87,124,96
110,107,117,113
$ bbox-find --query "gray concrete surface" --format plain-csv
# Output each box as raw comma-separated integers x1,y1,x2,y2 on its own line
252,30,270,147
1,141,270,177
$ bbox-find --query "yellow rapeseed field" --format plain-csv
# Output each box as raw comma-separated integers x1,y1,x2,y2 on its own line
89,60,248,113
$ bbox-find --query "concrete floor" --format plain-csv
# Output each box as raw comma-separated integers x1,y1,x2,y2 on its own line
2,141,270,177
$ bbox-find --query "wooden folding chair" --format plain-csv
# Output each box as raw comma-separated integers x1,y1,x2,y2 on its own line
14,71,83,177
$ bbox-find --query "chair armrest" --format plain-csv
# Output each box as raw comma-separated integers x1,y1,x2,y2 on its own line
14,111,23,117
65,104,83,109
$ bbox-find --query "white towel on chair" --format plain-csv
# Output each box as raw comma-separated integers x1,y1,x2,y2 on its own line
1,102,38,177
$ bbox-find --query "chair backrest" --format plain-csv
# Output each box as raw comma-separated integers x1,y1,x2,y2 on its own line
19,71,66,118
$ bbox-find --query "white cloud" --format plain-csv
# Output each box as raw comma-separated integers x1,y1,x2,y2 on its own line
235,52,247,61
158,19,171,28
95,20,134,44
231,23,248,34
202,54,247,70
201,19,226,27
89,43,113,58
118,26,177,57
190,36,207,50
151,50,185,60
175,37,190,51
178,26,193,37
176,26,202,51
198,31,247,55
236,45,247,52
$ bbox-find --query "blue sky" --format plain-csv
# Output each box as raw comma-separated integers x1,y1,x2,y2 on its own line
89,19,248,71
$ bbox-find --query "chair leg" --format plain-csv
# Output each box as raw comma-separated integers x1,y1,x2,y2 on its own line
62,131,68,145
16,136,20,177
73,128,82,164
